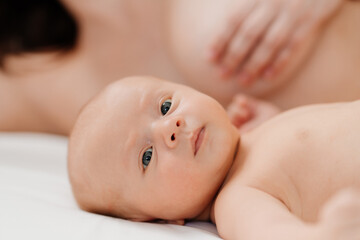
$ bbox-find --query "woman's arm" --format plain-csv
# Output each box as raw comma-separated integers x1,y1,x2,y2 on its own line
0,77,49,133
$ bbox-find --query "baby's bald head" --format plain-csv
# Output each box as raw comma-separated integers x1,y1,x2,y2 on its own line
68,76,239,222
68,77,141,218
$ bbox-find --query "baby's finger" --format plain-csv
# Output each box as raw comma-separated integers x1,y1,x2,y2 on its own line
237,12,294,86
220,4,276,78
229,106,252,128
208,3,255,63
233,94,252,106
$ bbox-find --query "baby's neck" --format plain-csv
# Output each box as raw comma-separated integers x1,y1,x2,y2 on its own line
190,136,243,223
208,132,251,224
219,133,248,189
191,134,245,224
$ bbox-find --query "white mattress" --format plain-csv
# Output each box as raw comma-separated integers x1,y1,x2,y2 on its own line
0,133,220,240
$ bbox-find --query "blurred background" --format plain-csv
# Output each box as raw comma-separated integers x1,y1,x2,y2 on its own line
0,0,77,67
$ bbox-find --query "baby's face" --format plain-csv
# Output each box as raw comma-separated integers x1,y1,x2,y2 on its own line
69,76,239,222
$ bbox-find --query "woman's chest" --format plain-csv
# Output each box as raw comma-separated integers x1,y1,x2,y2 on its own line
167,1,360,107
264,2,360,109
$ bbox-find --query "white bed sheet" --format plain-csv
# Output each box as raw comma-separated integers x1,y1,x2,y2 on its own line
0,133,220,240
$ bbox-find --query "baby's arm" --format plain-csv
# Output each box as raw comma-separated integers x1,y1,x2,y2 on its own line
214,186,319,240
215,186,360,240
227,94,280,133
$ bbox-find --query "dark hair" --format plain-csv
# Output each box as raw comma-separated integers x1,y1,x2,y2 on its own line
0,0,78,67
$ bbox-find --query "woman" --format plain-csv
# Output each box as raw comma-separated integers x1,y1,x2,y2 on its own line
0,0,359,135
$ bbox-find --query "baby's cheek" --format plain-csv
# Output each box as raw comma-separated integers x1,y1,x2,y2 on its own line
158,158,193,186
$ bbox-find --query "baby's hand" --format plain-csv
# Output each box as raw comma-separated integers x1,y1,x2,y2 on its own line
318,189,360,240
227,94,280,133
227,94,253,130
208,0,344,86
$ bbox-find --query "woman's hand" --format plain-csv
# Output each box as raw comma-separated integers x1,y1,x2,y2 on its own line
227,94,280,133
207,0,344,86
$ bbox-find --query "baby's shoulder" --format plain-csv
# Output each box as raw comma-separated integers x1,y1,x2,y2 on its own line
219,101,360,215
252,100,360,140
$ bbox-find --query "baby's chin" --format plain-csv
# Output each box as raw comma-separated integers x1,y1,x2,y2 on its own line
222,123,241,161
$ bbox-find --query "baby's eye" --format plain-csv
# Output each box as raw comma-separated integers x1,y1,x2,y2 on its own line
142,147,152,170
161,99,172,115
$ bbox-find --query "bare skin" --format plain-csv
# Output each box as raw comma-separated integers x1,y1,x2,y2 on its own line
68,76,360,239
1,0,359,135
214,100,360,239
168,0,360,106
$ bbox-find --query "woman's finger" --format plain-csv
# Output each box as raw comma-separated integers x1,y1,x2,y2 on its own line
262,0,343,81
220,3,277,78
237,10,295,86
263,22,312,80
208,2,255,63
208,17,240,63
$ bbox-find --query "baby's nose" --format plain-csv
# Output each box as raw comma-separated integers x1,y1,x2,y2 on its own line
157,116,184,148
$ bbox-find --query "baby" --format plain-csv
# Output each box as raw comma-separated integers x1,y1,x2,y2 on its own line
68,76,360,239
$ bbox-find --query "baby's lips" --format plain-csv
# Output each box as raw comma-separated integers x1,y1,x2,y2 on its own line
190,127,202,156
194,127,205,155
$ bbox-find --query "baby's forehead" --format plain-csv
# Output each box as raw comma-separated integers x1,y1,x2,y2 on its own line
84,78,158,148
81,76,176,145
99,77,174,115
109,76,165,93
99,77,163,105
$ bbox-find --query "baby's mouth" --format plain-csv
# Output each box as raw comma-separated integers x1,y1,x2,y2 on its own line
191,127,205,156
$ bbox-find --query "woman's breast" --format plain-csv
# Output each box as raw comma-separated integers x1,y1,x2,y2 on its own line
167,0,317,106
167,1,360,108
264,2,360,109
